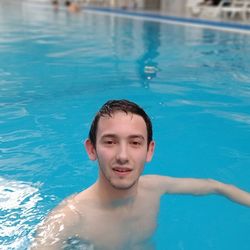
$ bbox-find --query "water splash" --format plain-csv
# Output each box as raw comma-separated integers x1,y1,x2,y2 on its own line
0,177,43,249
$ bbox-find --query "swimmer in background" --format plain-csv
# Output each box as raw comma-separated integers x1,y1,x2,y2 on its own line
65,0,80,13
30,100,250,250
51,0,59,11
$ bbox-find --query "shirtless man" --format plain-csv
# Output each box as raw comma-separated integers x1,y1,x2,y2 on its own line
31,99,250,250
65,1,80,13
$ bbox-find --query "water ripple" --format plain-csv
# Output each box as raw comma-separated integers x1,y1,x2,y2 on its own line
205,110,250,126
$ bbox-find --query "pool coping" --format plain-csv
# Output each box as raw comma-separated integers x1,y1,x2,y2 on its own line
85,6,250,35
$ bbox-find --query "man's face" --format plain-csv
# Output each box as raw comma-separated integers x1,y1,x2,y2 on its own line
86,112,155,190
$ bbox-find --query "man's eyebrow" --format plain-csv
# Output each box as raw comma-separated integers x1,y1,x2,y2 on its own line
100,134,117,139
100,134,145,140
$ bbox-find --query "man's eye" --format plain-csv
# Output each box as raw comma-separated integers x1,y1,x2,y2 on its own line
130,141,141,146
104,140,115,145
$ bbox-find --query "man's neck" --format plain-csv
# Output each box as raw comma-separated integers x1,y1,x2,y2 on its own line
94,179,138,208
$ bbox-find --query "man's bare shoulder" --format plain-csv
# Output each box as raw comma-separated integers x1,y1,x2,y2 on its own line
36,186,97,234
139,175,173,194
40,194,83,231
140,174,172,185
30,196,81,249
30,189,96,249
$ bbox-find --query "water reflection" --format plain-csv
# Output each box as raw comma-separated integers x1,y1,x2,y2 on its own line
137,21,161,84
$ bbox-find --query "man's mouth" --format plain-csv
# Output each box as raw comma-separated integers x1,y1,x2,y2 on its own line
112,167,132,175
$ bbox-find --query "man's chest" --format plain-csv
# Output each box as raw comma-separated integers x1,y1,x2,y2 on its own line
74,203,158,249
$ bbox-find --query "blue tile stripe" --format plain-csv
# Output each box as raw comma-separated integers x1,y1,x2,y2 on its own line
85,6,250,33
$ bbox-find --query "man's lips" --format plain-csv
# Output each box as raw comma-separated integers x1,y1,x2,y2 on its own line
112,167,132,175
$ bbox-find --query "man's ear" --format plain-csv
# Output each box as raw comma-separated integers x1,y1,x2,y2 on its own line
84,139,97,161
146,140,155,162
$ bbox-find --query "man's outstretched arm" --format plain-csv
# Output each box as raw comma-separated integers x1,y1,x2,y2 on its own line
147,175,250,207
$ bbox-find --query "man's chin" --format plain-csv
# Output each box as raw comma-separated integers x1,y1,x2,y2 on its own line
110,180,137,191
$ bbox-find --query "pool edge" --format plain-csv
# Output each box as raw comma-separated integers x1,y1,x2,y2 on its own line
85,6,250,35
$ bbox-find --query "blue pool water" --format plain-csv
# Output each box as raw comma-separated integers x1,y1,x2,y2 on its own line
1,1,250,249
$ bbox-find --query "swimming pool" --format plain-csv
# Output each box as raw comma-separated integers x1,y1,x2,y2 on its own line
1,1,250,249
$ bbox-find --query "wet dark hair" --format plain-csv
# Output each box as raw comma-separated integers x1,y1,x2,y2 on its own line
88,100,153,148
65,1,71,6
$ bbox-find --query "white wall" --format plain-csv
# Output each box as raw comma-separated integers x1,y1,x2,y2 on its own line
110,0,144,8
161,0,188,15
105,0,188,14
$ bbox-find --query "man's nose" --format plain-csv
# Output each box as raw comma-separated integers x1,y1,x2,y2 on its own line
116,143,129,164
